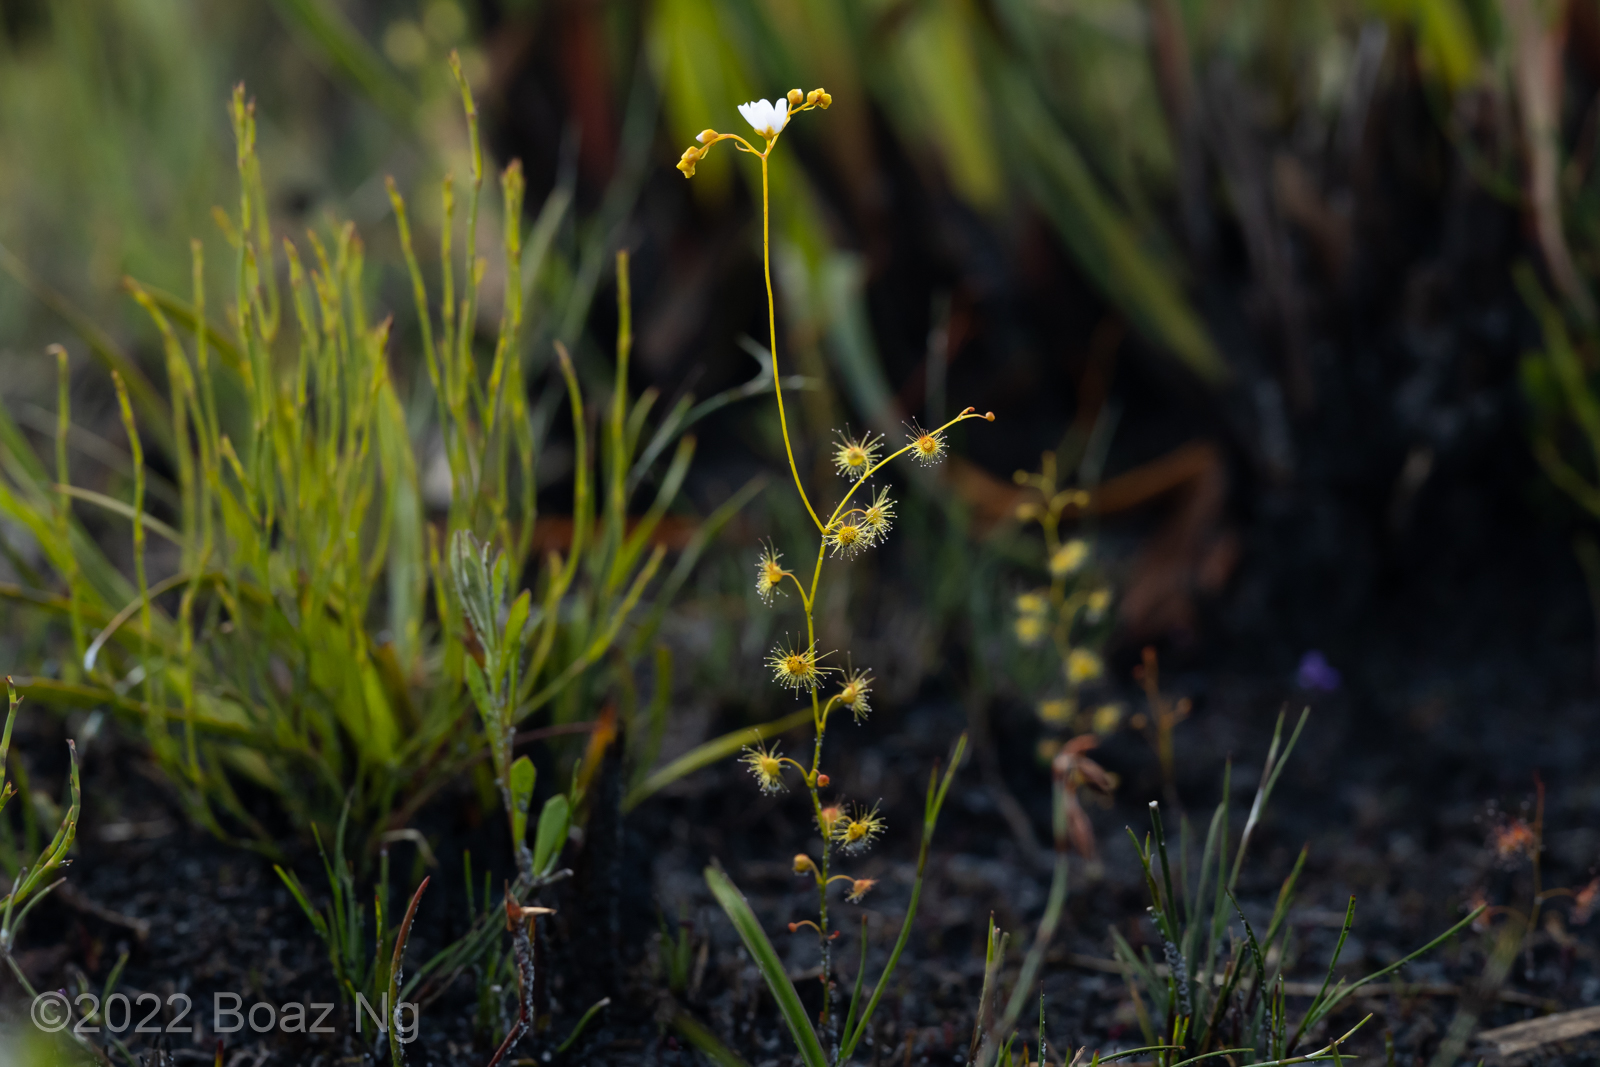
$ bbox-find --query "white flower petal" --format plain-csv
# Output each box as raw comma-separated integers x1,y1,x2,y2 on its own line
738,98,791,138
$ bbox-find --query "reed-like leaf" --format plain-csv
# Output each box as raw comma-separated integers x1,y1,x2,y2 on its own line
704,865,828,1067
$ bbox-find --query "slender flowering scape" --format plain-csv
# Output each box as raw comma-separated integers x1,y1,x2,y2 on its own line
683,87,991,1063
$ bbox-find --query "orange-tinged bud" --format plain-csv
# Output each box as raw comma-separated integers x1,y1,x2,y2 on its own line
846,878,877,903
787,88,804,107
816,773,830,787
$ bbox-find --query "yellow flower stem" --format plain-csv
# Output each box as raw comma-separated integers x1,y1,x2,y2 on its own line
816,693,843,737
783,570,812,611
756,140,824,533
827,409,990,526
807,409,992,607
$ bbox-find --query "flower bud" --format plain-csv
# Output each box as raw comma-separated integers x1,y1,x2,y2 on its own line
846,878,877,903
787,88,804,107
793,853,817,875
816,773,831,787
697,128,718,144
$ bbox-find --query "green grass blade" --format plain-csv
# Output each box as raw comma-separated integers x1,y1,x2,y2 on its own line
1309,906,1486,1027
556,997,611,1054
671,1011,751,1067
843,916,870,1055
623,708,812,811
704,866,827,1067
997,851,1069,1036
989,68,1226,384
268,0,416,126
841,735,967,1060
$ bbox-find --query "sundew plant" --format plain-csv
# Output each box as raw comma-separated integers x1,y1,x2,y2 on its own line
677,89,993,1063
1010,450,1116,740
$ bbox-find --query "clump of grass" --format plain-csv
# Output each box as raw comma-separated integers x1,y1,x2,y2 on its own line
676,88,994,1063
274,801,432,1057
1113,710,1484,1066
0,54,741,858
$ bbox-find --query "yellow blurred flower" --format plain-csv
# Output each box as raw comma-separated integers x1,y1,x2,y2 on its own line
1038,698,1075,726
1067,648,1103,684
1014,614,1047,646
1092,703,1123,735
1049,539,1089,577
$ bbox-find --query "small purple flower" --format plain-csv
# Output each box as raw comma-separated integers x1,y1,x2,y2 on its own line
1296,650,1341,692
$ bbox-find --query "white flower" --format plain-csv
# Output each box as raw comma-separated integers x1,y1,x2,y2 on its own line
738,98,790,139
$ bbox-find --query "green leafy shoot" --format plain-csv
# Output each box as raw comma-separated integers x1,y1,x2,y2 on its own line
1109,710,1485,1065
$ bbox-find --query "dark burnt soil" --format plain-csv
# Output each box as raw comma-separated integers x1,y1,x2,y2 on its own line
2,594,1596,1067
